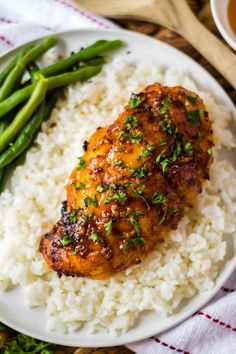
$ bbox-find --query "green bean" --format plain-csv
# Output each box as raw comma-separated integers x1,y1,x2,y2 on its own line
20,62,40,88
24,41,108,85
0,57,18,88
0,117,9,135
43,94,57,122
36,40,107,78
0,44,35,87
0,36,56,102
83,56,107,67
21,37,56,65
0,77,48,153
0,95,56,193
89,40,108,47
0,116,12,182
68,40,107,59
38,39,123,77
0,65,102,118
27,62,40,83
0,168,3,187
0,113,24,190
24,56,105,87
0,101,46,168
47,65,102,89
0,85,33,118
20,61,40,88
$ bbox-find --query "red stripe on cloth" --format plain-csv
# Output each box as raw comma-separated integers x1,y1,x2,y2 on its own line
0,17,14,24
222,287,235,293
0,35,13,46
53,0,111,29
197,311,236,332
154,337,190,354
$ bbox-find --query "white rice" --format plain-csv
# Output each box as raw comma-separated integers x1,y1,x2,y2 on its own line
0,57,236,334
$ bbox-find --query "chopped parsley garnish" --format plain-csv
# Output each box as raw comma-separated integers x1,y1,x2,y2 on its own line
159,95,171,116
129,167,135,175
77,156,86,170
129,216,141,236
127,211,145,218
169,207,178,214
158,139,166,146
156,153,170,174
119,130,143,144
79,182,86,190
207,147,212,156
160,159,169,174
166,120,175,134
137,144,155,161
156,151,166,163
159,207,178,225
105,191,127,205
97,185,104,193
79,214,87,223
136,167,146,178
89,233,103,243
171,140,182,163
159,210,167,225
175,141,182,156
116,191,127,205
131,167,146,178
143,144,155,155
124,237,145,251
187,108,202,125
124,115,138,130
114,159,125,168
61,233,74,247
159,120,175,135
156,139,184,174
104,219,113,235
72,181,85,190
84,195,97,208
131,189,150,209
96,184,109,193
69,208,78,223
128,96,145,109
186,95,198,104
152,192,166,204
184,142,193,156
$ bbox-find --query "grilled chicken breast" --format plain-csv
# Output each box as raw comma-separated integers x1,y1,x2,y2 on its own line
40,83,213,279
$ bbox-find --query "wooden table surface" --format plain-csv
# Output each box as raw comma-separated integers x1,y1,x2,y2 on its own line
1,1,235,353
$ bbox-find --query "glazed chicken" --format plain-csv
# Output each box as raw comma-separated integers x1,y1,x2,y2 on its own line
40,83,213,279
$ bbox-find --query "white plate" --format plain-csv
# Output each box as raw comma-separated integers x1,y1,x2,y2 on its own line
0,28,236,348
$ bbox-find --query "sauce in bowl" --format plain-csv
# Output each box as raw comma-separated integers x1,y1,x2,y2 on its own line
228,0,236,36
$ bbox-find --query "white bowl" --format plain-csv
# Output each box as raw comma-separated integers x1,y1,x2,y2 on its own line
211,0,236,51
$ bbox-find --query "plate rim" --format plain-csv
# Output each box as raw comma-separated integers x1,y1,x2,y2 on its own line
0,27,236,348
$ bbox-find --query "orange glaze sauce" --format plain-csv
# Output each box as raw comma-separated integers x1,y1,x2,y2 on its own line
228,0,236,36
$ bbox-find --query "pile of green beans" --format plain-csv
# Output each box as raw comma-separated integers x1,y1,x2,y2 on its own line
0,35,123,193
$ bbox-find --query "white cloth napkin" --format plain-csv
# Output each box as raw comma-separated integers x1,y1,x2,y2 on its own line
0,0,117,54
0,1,235,353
